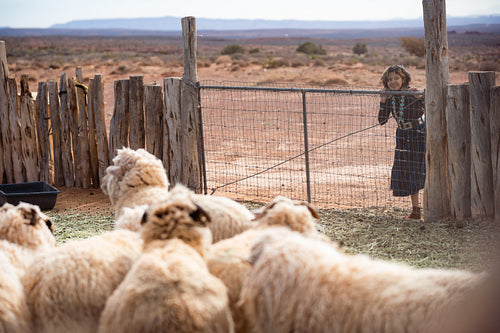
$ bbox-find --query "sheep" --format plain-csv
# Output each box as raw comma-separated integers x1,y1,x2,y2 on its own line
22,229,143,333
102,147,255,241
98,188,234,333
206,196,330,332
239,228,484,333
0,251,31,333
0,202,56,276
101,147,171,230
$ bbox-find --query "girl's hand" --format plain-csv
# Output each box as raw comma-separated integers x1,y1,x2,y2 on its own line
380,88,387,102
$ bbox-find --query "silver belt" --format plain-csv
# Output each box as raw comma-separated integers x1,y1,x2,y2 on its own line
397,115,425,130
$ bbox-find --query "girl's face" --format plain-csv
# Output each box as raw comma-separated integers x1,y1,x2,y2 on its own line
387,72,404,91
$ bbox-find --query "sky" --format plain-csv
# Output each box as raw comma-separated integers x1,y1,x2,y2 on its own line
1,0,499,29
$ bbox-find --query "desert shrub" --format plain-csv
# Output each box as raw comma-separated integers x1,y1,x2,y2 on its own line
478,60,500,72
352,43,368,55
215,55,232,65
249,48,260,54
296,42,326,55
221,44,245,55
264,56,290,69
399,37,425,57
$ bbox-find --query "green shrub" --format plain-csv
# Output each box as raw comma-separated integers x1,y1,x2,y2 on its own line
296,42,326,55
352,43,368,55
399,37,425,57
221,44,245,55
249,48,260,54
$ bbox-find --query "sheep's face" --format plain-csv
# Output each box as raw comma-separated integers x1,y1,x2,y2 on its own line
0,202,56,249
253,196,318,233
102,148,170,205
140,198,211,251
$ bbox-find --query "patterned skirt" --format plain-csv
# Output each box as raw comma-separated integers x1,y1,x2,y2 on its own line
390,123,426,197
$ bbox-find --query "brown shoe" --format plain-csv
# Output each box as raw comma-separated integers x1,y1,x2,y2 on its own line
407,207,422,220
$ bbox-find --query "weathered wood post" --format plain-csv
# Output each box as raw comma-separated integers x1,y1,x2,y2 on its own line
164,77,182,186
76,67,91,188
422,0,451,221
87,78,100,187
92,74,110,182
491,86,500,222
68,78,81,187
0,41,11,183
8,77,24,183
446,84,471,220
48,80,64,187
181,16,202,192
59,73,75,187
145,83,163,160
109,79,129,160
469,71,495,219
129,75,145,150
36,81,53,184
20,74,39,182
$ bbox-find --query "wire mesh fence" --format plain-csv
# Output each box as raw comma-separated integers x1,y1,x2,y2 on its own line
199,80,424,209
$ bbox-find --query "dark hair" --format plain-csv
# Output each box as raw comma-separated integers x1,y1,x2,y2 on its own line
381,65,411,90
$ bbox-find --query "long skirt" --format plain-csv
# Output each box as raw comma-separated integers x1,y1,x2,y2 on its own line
390,123,426,197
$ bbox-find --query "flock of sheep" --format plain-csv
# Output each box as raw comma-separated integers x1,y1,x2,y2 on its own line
0,147,498,333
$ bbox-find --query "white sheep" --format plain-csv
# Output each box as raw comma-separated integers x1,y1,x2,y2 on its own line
0,251,31,333
22,229,143,333
239,228,484,333
98,190,234,333
207,196,330,332
0,202,56,276
102,148,254,241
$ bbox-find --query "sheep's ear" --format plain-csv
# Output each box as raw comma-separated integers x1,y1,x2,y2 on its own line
190,204,210,225
23,206,39,226
252,201,276,221
45,219,53,232
140,211,149,225
107,165,124,180
302,202,319,219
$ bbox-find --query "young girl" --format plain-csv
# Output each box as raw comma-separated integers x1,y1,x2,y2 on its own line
378,65,426,220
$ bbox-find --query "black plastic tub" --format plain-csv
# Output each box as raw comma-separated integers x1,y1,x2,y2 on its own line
0,182,60,210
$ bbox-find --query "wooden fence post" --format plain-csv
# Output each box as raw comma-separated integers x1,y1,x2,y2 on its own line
8,77,24,183
469,71,495,219
48,80,64,187
422,0,451,221
76,67,91,189
36,81,53,184
491,86,500,223
129,75,145,150
20,74,39,182
87,78,100,187
93,74,109,182
68,78,81,187
446,84,471,220
0,41,11,183
145,83,163,160
181,16,202,192
164,77,182,186
109,79,129,161
59,73,75,187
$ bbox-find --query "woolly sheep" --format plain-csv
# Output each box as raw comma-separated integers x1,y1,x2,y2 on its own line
22,229,143,333
102,148,254,241
239,228,484,333
98,190,234,333
0,202,56,276
207,196,330,332
0,251,31,333
101,147,171,230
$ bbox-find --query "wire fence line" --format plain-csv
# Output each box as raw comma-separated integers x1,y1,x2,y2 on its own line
198,80,424,209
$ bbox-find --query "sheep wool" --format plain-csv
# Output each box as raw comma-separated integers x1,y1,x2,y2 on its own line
240,228,483,333
22,229,143,333
98,192,234,333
